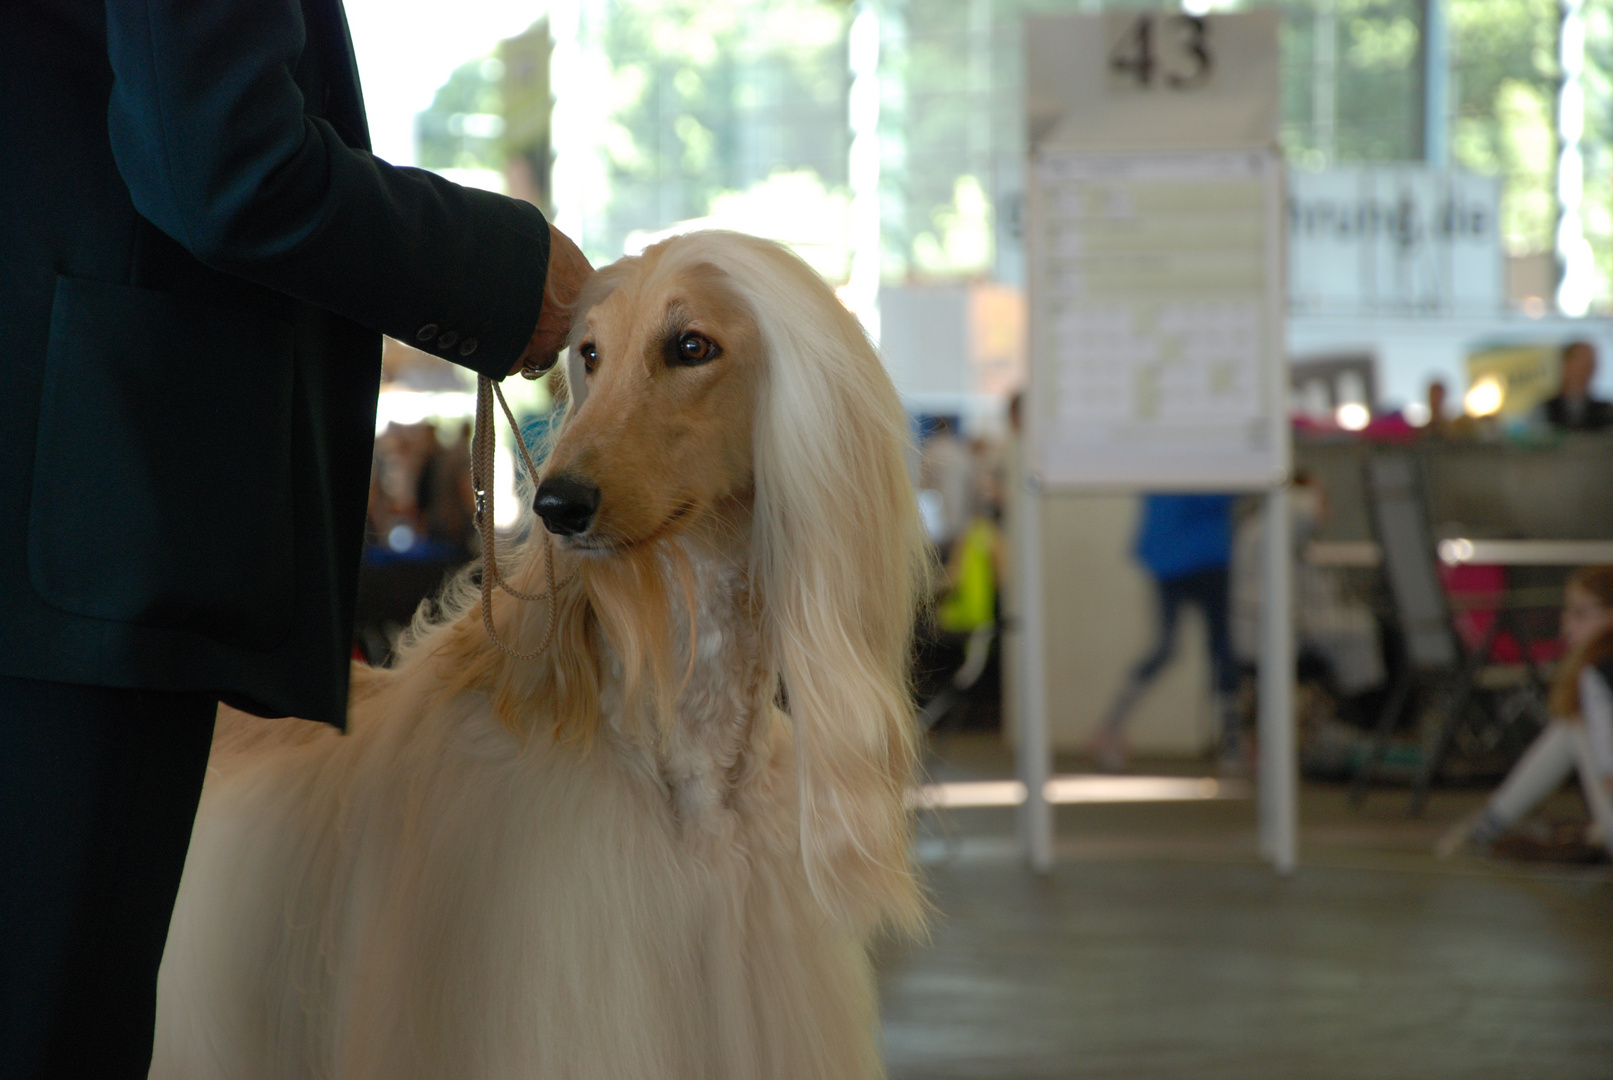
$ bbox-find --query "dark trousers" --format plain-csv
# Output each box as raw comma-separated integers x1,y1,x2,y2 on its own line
1104,566,1239,743
0,677,215,1080
1130,566,1237,696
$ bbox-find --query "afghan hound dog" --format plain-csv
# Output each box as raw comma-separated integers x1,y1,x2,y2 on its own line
151,231,929,1080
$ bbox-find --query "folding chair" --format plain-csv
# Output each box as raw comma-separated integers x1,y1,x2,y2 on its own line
1349,455,1548,812
1410,574,1555,814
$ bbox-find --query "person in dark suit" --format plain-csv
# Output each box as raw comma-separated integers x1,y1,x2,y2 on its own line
0,2,593,1076
1541,341,1613,432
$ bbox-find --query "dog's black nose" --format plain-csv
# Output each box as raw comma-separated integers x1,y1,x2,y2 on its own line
533,474,601,537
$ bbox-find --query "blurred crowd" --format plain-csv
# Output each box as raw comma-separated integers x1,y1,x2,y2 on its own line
1308,339,1612,444
913,413,1012,730
365,419,479,565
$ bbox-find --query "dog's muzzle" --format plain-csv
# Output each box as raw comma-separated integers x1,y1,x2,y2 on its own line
534,474,601,537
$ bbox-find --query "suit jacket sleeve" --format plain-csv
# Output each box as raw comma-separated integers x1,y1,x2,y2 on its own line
102,0,543,380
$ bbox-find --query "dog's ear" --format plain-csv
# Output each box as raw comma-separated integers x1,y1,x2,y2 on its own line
732,237,929,936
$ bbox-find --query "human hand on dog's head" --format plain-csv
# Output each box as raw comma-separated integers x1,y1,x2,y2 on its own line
513,222,593,376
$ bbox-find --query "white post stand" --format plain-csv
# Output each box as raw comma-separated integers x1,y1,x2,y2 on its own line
1018,10,1294,876
1015,476,1054,874
1257,484,1297,874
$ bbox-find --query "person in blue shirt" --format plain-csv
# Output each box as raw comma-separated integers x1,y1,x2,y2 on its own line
1091,493,1241,772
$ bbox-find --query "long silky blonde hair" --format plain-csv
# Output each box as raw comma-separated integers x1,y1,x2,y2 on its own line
684,233,930,933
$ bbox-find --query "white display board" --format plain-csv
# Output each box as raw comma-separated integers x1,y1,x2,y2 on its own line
1025,10,1286,491
1027,149,1286,489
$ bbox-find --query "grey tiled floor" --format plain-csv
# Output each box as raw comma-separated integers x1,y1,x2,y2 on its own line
877,735,1613,1079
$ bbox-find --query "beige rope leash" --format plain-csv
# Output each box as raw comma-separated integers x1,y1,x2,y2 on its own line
471,374,575,661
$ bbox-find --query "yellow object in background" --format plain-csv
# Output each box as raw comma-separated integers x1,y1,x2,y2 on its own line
938,519,998,633
1465,343,1558,418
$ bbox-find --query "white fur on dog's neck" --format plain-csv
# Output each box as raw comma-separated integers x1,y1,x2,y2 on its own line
595,533,772,839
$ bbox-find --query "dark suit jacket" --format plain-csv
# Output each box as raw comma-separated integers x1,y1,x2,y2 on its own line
1,0,551,726
1542,393,1613,433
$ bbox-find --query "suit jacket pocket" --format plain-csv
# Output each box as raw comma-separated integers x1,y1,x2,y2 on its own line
29,275,297,650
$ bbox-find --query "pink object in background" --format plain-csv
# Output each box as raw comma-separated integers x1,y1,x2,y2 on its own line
1440,562,1564,665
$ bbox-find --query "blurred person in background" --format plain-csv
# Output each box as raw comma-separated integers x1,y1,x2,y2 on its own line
935,432,1009,638
1539,341,1613,433
418,420,478,558
1438,566,1613,859
919,416,973,558
1419,378,1477,440
411,422,444,527
365,423,433,553
969,432,1007,524
1423,379,1450,437
1420,376,1493,441
0,3,591,1077
1229,473,1384,772
1091,493,1242,774
916,428,1009,730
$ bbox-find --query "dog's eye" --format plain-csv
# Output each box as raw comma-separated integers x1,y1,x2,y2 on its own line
579,342,599,374
671,331,719,366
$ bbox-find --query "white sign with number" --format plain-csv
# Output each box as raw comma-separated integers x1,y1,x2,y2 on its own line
1104,10,1214,92
1024,11,1286,489
1026,10,1281,155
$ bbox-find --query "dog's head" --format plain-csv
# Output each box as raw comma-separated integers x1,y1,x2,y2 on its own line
536,247,761,552
518,232,928,933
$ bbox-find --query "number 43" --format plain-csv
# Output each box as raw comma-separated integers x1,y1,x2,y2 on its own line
1109,14,1212,89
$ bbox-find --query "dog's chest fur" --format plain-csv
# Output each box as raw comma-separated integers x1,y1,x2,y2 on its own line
600,545,775,839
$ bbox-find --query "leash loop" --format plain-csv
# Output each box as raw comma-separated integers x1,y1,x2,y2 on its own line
470,374,575,660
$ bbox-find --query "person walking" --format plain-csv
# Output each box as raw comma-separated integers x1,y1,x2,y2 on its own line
1091,493,1241,774
0,3,592,1077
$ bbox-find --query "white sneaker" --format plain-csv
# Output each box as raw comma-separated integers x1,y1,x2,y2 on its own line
1435,810,1487,859
1088,728,1129,774
1217,746,1248,779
